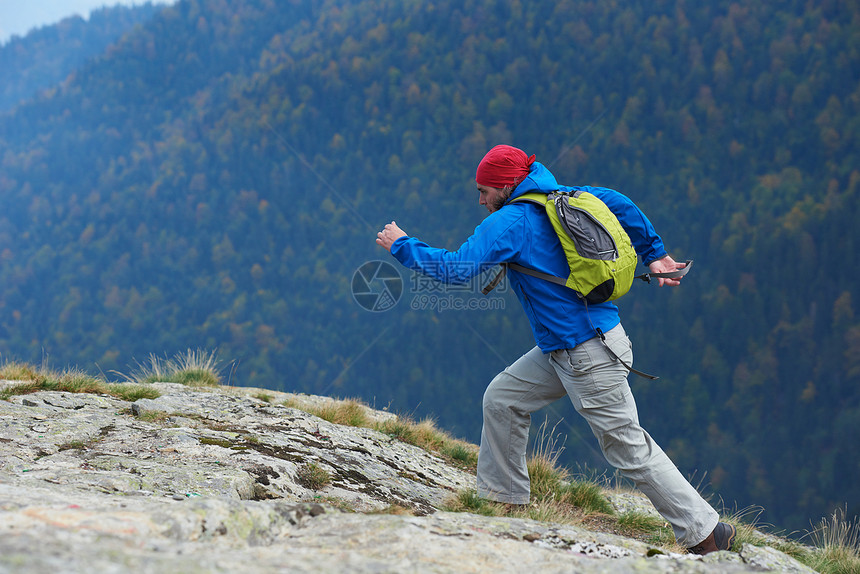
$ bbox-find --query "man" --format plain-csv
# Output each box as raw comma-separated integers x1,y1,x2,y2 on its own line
376,144,735,555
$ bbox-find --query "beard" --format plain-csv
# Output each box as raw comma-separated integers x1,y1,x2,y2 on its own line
489,188,511,212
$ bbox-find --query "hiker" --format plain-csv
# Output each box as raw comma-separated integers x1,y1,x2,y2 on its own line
375,144,735,555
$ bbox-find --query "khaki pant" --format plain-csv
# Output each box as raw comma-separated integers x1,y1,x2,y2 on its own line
476,324,718,546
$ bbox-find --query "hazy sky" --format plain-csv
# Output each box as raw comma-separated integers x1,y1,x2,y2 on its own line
0,0,171,44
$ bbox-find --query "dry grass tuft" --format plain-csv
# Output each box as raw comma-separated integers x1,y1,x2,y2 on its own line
0,361,40,382
313,399,372,427
113,349,222,387
286,395,479,471
802,507,860,574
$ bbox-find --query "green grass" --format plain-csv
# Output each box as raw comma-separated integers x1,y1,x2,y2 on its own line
0,361,160,402
509,429,617,527
110,383,161,401
526,450,567,498
699,505,860,573
443,420,619,530
375,416,480,469
169,369,220,386
134,410,174,424
526,417,569,497
199,437,235,448
296,462,332,491
441,418,685,553
723,506,770,552
440,442,479,468
443,489,503,517
616,510,670,536
558,480,616,515
712,505,860,573
113,349,222,387
800,508,860,574
0,379,49,400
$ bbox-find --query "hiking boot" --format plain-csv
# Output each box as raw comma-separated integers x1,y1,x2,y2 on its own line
687,522,736,555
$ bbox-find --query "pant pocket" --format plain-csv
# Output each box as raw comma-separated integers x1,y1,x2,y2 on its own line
579,384,628,409
550,348,591,378
576,381,638,439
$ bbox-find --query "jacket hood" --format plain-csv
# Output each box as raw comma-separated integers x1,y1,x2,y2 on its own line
507,161,559,202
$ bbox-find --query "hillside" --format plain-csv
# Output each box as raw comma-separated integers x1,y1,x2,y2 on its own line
0,375,822,573
0,0,857,534
0,3,164,113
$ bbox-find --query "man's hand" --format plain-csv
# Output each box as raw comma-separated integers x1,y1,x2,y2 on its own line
376,221,407,252
648,255,687,287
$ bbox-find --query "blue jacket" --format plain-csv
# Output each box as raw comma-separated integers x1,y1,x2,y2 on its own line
390,161,668,352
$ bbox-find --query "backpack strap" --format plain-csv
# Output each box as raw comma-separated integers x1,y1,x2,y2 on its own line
481,193,555,295
506,262,567,286
594,326,659,380
481,262,568,295
508,192,550,206
489,260,694,292
481,264,508,295
487,259,695,294
589,258,693,380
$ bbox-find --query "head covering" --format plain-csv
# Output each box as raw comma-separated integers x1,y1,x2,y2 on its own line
475,145,536,189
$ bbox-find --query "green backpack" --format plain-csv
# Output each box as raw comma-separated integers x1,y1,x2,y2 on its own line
482,190,690,304
482,189,692,380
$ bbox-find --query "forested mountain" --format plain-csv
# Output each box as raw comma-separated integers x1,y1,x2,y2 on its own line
0,0,857,534
0,3,164,113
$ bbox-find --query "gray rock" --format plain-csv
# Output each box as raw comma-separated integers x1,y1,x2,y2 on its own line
0,382,818,573
738,544,817,573
608,490,664,519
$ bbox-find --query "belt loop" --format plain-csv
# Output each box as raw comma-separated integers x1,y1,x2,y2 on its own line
565,349,575,369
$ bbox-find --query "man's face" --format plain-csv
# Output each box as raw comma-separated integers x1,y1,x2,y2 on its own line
477,184,510,213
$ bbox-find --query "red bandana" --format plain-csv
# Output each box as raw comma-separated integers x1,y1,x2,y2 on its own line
475,145,536,188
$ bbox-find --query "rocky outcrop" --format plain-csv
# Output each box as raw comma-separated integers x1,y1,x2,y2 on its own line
0,381,815,573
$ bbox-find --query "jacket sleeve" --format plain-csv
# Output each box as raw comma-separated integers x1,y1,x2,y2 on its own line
390,211,524,284
580,186,668,266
